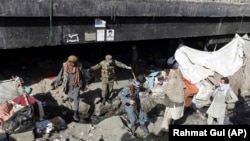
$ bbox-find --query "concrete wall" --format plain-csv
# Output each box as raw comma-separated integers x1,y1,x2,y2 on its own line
1,0,250,17
0,0,250,49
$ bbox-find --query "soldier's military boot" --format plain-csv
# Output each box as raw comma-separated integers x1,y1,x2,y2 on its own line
140,125,149,134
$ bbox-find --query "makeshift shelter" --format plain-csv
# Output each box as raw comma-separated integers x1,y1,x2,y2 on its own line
175,34,244,84
174,34,249,108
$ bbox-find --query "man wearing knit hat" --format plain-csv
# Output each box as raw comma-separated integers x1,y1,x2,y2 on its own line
90,54,132,105
52,55,85,121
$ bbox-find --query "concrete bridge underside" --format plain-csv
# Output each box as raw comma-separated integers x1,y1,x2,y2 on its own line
0,0,250,49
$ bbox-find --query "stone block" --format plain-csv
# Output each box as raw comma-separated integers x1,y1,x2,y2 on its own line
9,130,35,141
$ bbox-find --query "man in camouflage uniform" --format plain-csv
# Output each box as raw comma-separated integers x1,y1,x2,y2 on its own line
90,54,131,105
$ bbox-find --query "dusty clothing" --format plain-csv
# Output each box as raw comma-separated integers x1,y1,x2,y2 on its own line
206,86,238,124
101,78,114,98
63,61,81,87
91,59,129,80
0,102,14,129
151,69,185,104
53,62,84,111
176,72,199,108
118,85,146,126
161,105,184,131
150,69,185,132
91,59,130,98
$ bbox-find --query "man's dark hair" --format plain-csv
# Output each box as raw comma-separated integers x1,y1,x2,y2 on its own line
221,77,229,84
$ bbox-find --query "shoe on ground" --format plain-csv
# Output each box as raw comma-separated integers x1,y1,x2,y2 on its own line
102,98,106,105
140,125,149,134
131,125,136,135
73,112,80,122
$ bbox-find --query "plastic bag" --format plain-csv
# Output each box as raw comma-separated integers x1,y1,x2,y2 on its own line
2,94,35,134
2,105,35,134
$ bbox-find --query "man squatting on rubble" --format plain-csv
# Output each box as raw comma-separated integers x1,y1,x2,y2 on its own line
90,54,131,105
52,55,85,122
149,69,185,135
118,75,150,135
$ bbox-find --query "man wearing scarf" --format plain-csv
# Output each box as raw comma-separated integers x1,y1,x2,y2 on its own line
52,55,85,121
118,75,149,135
206,77,238,125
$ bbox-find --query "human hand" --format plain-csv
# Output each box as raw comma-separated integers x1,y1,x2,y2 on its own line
129,100,136,105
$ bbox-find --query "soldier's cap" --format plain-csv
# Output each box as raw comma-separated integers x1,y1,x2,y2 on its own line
105,54,112,60
68,55,78,63
136,75,146,84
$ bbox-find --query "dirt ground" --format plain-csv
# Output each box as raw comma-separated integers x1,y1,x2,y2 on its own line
1,60,250,141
